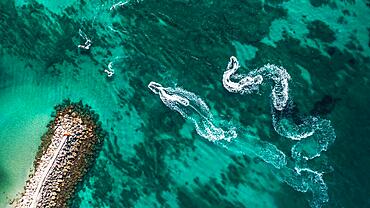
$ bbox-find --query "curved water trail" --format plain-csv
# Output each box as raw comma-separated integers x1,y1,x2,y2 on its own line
223,56,290,111
147,56,335,207
222,56,336,207
279,166,329,208
78,29,92,50
148,81,287,169
223,56,336,161
148,81,236,142
148,79,332,207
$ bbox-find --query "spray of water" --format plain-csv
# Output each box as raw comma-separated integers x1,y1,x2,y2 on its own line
148,81,236,142
222,56,335,208
147,55,335,207
77,29,92,50
148,81,287,169
223,56,290,111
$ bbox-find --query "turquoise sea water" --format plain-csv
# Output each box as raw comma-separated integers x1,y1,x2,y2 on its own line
1,0,370,207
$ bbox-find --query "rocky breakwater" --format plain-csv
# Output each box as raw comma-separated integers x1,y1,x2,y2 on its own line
13,99,106,208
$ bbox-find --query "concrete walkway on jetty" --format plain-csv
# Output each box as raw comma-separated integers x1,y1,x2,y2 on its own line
30,133,68,208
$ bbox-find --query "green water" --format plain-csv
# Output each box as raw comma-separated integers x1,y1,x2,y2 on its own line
1,0,370,207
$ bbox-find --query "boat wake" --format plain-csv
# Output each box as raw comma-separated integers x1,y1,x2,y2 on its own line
148,56,336,208
148,81,286,169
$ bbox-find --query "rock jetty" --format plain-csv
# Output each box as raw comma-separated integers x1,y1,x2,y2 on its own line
14,99,105,208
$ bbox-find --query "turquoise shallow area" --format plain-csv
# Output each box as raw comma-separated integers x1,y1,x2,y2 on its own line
0,0,370,207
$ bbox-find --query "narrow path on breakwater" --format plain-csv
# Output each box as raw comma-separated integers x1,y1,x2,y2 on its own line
30,133,69,208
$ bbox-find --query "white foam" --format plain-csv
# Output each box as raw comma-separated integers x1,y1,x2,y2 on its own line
77,29,92,50
148,81,287,169
222,56,335,207
148,81,236,142
110,1,129,11
104,62,115,77
223,56,290,111
223,56,263,94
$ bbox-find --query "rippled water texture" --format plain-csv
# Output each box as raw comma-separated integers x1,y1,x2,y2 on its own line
1,0,370,207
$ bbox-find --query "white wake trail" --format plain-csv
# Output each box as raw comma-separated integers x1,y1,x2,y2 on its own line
148,81,287,169
222,56,336,208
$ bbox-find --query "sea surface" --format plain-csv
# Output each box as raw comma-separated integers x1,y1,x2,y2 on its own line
0,0,370,207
